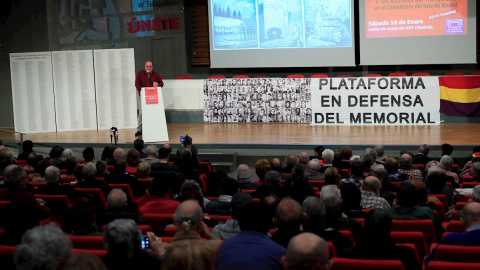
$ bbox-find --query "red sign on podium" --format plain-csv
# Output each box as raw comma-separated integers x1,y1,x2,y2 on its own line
144,87,159,105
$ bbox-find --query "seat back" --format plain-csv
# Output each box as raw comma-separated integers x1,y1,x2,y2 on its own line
73,249,107,259
75,188,108,210
336,75,354,78
174,75,192,79
388,72,407,76
432,201,446,221
446,220,463,233
454,202,468,210
310,74,328,78
391,231,428,260
428,194,448,212
426,261,479,270
232,75,249,78
462,175,473,182
364,74,382,77
286,74,305,78
460,182,480,188
138,178,153,192
208,75,226,79
34,194,71,216
391,219,437,245
142,213,174,234
411,72,431,76
434,245,480,263
331,258,405,270
445,72,464,76
68,235,105,250
108,184,135,203
327,241,337,258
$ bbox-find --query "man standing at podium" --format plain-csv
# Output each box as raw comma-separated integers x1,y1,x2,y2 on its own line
134,61,164,137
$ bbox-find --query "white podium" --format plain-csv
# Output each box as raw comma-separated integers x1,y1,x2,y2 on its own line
140,87,169,142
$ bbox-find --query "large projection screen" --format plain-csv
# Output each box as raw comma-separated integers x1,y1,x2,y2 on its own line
360,0,476,65
208,0,355,68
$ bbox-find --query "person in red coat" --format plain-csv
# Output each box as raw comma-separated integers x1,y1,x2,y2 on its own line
134,61,164,137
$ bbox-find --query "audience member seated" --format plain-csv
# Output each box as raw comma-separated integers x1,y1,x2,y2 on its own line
48,145,66,169
440,155,460,184
100,189,149,227
339,158,364,187
30,159,50,183
141,145,158,165
212,192,253,240
283,165,315,204
385,157,408,181
299,152,310,169
252,170,285,199
313,145,325,159
0,148,16,172
56,253,107,270
360,176,391,209
176,134,199,165
136,162,151,179
340,146,353,169
320,149,347,179
366,148,383,170
110,148,125,165
105,160,146,198
103,219,162,269
134,138,147,159
302,197,353,257
0,166,44,205
324,167,340,187
82,147,96,164
101,146,116,165
15,224,74,270
174,148,201,188
17,140,34,161
460,161,480,182
344,209,421,270
425,165,453,205
96,160,110,178
161,239,216,270
374,145,386,165
125,148,142,175
270,158,283,174
61,156,77,178
425,202,480,267
206,177,239,215
340,183,366,218
76,162,111,197
237,164,260,190
398,153,423,178
282,233,333,270
216,199,285,270
307,159,325,180
25,151,42,170
282,154,299,174
321,185,363,242
64,197,102,236
385,182,444,240
254,159,272,184
176,180,208,211
150,147,184,195
37,166,86,203
453,185,480,220
362,152,378,173
139,173,179,215
413,144,433,166
272,197,304,248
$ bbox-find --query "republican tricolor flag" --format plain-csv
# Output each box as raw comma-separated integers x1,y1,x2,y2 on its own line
439,76,480,117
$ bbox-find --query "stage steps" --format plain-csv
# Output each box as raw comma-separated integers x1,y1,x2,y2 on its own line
198,152,237,173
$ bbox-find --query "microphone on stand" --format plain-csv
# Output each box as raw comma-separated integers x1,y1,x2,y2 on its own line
110,127,118,146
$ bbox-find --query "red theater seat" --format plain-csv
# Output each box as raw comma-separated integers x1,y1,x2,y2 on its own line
160,76,166,80
287,74,305,78
412,72,431,76
445,72,464,76
472,72,480,75
337,75,354,78
426,261,479,270
68,235,105,250
232,75,249,78
310,74,329,78
208,75,226,79
142,213,174,234
391,231,428,260
174,75,192,79
74,249,107,259
331,258,405,270
433,245,480,263
388,72,408,76
365,74,382,77
391,219,437,246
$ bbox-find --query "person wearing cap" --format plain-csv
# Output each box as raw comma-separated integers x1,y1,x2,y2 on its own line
211,192,252,240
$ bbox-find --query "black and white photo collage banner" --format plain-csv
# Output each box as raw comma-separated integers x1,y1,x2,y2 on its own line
203,78,312,123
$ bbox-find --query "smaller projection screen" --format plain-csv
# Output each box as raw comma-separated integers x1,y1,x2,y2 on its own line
208,0,355,68
360,0,476,65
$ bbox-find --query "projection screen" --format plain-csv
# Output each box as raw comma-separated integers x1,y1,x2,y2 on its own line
208,0,355,68
360,0,476,65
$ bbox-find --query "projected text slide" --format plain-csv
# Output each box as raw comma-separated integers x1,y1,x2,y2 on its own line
366,0,467,38
211,0,352,50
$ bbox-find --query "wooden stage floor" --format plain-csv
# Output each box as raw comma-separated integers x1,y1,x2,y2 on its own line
3,123,480,147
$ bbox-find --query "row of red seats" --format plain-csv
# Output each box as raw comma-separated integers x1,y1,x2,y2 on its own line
160,72,478,79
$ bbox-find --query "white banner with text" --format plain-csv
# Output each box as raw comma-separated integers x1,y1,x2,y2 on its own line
310,76,440,125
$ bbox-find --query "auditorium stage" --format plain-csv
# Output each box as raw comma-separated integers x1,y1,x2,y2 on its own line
2,123,480,153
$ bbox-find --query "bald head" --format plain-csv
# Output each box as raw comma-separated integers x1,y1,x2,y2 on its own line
363,176,382,196
282,233,332,270
299,152,309,165
113,148,124,161
276,198,303,228
174,200,203,232
400,154,412,166
271,158,282,171
461,202,480,231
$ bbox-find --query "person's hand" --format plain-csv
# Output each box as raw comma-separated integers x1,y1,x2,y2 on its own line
147,231,165,258
153,82,159,87
35,198,46,206
199,220,218,240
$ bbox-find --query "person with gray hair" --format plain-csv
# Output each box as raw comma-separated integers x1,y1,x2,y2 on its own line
281,233,333,270
112,148,125,162
237,164,259,190
102,219,162,269
398,153,423,177
37,165,86,203
339,158,365,187
425,165,453,205
413,144,432,166
320,185,363,242
473,185,480,202
307,159,325,180
142,145,159,165
374,145,386,164
360,176,390,209
15,224,73,270
61,149,74,160
252,170,285,199
440,155,460,184
76,162,111,197
299,152,310,167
